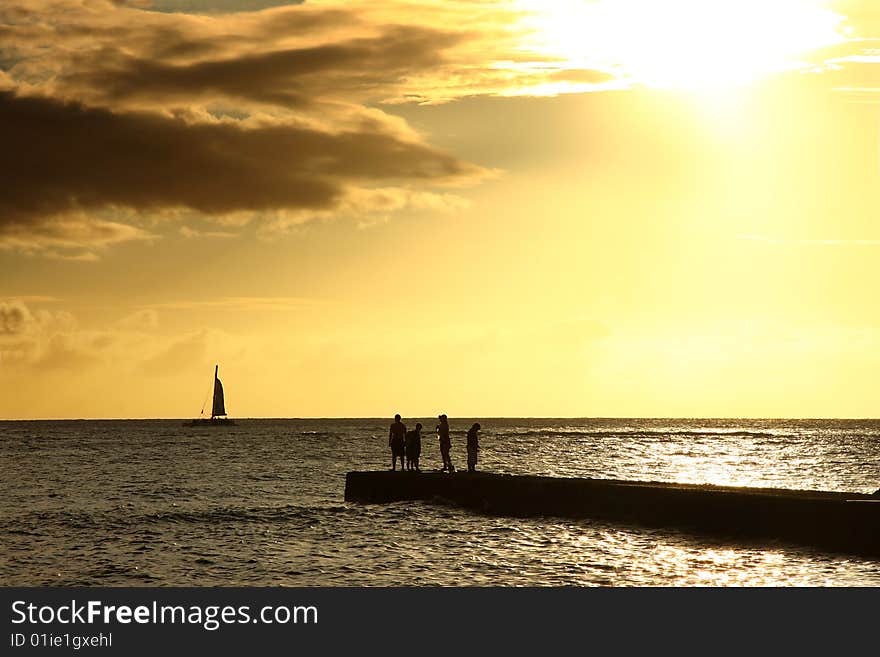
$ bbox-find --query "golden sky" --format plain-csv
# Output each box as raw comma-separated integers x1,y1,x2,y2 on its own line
1,0,880,418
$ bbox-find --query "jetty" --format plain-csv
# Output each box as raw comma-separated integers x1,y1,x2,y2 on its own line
345,471,880,558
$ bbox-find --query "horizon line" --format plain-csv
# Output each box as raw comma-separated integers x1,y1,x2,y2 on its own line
2,415,880,422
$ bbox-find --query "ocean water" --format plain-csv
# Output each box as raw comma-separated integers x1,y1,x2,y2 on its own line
3,418,880,587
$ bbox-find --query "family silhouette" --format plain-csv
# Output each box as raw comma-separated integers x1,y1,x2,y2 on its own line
389,414,481,473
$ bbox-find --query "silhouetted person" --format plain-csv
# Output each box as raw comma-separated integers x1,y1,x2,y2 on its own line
466,422,481,473
405,423,423,472
389,414,407,471
437,414,454,473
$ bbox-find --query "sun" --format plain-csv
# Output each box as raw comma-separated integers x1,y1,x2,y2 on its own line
518,0,846,94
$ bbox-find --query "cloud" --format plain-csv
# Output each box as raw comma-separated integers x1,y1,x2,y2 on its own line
0,300,92,371
0,89,485,250
0,300,32,335
144,1,304,14
179,226,237,239
116,309,160,331
43,250,102,262
257,186,474,236
59,26,466,110
143,296,334,312
0,213,156,259
32,333,100,371
0,1,556,106
141,330,210,376
0,1,565,118
0,300,188,376
0,300,76,346
1,1,524,256
1,0,867,259
0,295,59,304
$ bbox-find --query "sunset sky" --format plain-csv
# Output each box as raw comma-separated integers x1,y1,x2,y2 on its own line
2,0,880,419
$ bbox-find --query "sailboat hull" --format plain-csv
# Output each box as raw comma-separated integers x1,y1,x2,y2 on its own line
184,418,237,427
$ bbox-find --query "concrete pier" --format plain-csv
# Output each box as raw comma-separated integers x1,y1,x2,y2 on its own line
345,471,880,558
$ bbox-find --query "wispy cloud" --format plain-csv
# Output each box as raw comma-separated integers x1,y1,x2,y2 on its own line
0,296,60,304
143,296,337,311
179,226,239,239
0,212,157,260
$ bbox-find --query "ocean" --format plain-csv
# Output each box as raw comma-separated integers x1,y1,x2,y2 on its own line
3,418,880,586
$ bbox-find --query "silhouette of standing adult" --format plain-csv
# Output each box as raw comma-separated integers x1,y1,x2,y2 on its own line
437,414,454,473
389,414,407,471
466,422,481,473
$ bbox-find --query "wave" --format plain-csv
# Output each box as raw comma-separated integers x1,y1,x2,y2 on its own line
4,503,354,531
297,431,348,439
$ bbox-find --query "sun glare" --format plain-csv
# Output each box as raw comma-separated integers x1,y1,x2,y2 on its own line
519,0,846,93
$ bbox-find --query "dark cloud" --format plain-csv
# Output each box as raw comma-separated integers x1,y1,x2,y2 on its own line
0,89,484,230
0,301,32,335
0,0,610,255
144,0,304,14
24,6,366,71
1,1,601,111
61,26,463,109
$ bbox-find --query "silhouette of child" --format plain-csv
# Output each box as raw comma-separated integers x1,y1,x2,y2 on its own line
405,423,422,472
466,422,481,473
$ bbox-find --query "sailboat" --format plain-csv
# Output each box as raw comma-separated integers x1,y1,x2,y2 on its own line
186,364,236,426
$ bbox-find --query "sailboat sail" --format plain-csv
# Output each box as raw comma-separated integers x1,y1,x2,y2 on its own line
211,366,226,417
